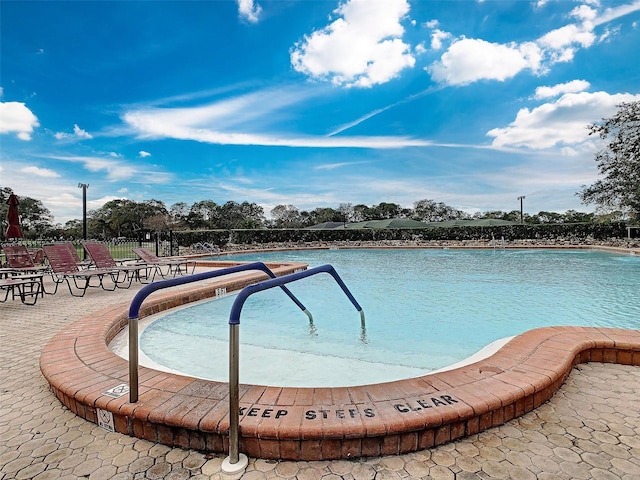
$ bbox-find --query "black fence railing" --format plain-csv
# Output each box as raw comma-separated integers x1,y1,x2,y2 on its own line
0,236,170,266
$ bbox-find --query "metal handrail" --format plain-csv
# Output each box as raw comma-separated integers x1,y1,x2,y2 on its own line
225,264,364,468
127,262,312,403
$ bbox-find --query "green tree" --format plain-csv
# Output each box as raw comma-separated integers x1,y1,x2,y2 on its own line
562,210,595,223
337,203,354,224
308,207,342,225
578,101,640,222
62,219,84,238
270,204,301,228
89,199,140,238
186,200,220,229
370,202,404,219
412,199,463,222
169,202,190,229
352,204,373,221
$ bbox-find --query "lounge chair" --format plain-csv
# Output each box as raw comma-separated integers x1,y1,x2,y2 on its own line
2,245,50,274
0,273,43,305
30,248,45,265
42,244,128,297
131,247,196,278
82,241,155,284
64,242,93,269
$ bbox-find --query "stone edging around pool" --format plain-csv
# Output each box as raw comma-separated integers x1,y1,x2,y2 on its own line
40,260,640,461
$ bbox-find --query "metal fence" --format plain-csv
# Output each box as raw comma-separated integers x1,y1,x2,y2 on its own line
1,234,175,266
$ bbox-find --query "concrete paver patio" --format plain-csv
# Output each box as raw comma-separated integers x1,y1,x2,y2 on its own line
1,262,640,479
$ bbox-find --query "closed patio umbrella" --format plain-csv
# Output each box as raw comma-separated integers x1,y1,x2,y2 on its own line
5,193,24,239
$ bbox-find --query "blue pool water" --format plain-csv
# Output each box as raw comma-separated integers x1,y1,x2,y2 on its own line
136,249,640,387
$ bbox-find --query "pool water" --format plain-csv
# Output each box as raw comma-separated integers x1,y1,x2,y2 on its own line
136,249,640,387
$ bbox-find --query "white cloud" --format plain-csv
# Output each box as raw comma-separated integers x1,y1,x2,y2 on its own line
54,124,93,140
48,155,138,181
314,161,370,171
595,1,640,26
570,4,598,23
534,79,591,99
0,101,40,140
487,91,640,150
138,151,152,157
73,124,92,139
237,0,262,23
427,1,640,86
123,87,433,149
20,166,60,178
428,38,540,85
290,0,415,87
538,24,595,52
125,106,431,148
430,29,451,50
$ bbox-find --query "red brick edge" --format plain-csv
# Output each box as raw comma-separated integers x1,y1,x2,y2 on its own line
40,262,640,461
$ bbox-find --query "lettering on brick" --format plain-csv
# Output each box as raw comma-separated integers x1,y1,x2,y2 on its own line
393,395,459,413
238,406,375,420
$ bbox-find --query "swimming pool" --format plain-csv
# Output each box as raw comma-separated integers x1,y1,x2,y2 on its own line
134,249,640,387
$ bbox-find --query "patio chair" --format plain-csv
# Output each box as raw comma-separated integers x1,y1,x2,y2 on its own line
64,242,93,269
0,273,44,305
30,248,45,265
82,241,155,284
1,245,50,275
42,244,129,297
131,247,196,278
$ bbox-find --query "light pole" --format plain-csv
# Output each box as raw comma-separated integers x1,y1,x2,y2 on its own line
78,183,89,243
517,196,525,224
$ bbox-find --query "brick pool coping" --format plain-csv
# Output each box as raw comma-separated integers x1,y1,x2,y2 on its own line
40,254,640,461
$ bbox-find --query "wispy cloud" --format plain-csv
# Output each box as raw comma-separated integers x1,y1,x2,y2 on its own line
328,84,445,135
48,155,137,181
122,86,434,149
314,161,371,171
54,124,93,141
45,154,173,183
20,166,60,178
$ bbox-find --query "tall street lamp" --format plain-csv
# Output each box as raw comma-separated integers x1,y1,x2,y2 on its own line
518,195,526,224
78,183,89,241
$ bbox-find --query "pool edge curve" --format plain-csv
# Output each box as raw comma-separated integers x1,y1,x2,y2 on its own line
40,258,640,461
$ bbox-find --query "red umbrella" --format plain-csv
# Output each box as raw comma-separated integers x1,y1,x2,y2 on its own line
5,193,24,239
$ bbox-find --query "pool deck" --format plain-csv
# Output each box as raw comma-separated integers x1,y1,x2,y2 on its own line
2,247,640,479
37,253,640,463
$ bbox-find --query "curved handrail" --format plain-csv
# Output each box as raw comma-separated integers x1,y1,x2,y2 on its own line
225,264,364,470
128,262,311,320
127,262,312,403
229,264,364,325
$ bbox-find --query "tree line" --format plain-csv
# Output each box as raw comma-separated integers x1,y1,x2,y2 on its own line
2,101,638,240
0,187,611,241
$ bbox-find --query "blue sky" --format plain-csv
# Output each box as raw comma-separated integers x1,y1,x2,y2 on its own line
1,0,640,225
